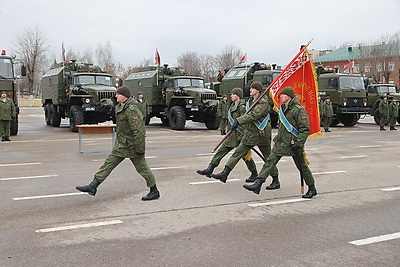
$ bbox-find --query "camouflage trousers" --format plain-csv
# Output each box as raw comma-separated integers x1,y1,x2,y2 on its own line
389,116,397,127
94,154,156,187
0,120,11,137
219,118,228,133
210,144,256,172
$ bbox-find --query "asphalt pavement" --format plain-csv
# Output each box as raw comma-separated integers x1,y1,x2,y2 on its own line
1,108,400,266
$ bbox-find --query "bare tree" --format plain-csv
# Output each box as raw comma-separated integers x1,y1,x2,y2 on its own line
199,54,218,82
13,26,49,95
177,52,201,76
217,44,243,72
96,40,114,74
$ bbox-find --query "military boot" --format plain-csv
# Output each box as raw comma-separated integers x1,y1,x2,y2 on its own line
243,179,264,194
1,136,5,142
380,126,386,131
4,136,11,141
265,176,280,190
210,166,231,183
390,126,397,130
141,185,160,201
302,185,317,199
76,178,100,196
245,170,258,182
197,164,215,178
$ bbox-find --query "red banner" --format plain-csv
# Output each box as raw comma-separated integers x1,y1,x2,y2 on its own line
269,46,321,137
155,49,161,65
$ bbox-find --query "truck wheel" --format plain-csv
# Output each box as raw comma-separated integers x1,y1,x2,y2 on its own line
10,115,18,136
341,114,358,127
205,116,220,130
44,103,51,125
69,105,84,132
169,106,186,130
49,104,61,127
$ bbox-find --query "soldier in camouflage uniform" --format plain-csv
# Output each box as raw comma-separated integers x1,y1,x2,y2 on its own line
76,86,160,201
321,96,333,132
243,87,317,199
0,91,16,142
197,88,258,181
210,82,279,189
379,96,389,131
389,97,398,130
137,92,149,125
217,95,229,135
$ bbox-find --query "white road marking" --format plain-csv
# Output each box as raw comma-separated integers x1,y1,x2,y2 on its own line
36,220,123,233
340,155,366,159
313,170,347,175
355,145,382,148
196,153,214,156
190,179,240,185
381,187,400,191
0,162,41,167
150,166,188,170
248,198,310,207
13,192,86,200
1,174,58,181
349,232,400,246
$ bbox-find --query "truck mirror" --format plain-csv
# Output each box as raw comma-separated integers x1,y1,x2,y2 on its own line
21,65,27,76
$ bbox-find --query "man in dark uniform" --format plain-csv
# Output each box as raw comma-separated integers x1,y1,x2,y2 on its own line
76,86,160,201
197,88,258,181
0,91,16,142
210,81,279,189
379,96,389,131
243,87,317,199
217,95,229,135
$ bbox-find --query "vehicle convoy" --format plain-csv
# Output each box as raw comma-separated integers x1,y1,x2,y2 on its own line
366,83,400,124
41,60,117,132
124,64,219,130
316,67,369,127
0,49,26,135
216,62,282,127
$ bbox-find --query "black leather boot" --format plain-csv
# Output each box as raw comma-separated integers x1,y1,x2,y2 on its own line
245,170,258,182
380,126,386,131
302,185,317,199
243,179,264,194
76,178,100,196
197,164,215,177
266,176,280,190
210,166,231,183
4,136,11,141
142,185,160,201
390,126,397,130
1,136,5,142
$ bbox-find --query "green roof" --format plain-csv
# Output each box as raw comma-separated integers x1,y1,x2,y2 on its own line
314,43,400,63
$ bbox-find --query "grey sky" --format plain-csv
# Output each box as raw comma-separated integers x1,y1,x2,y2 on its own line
1,0,400,68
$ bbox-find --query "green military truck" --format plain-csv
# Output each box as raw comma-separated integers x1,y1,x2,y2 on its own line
366,83,400,124
41,60,116,132
218,62,282,127
124,64,219,130
316,67,369,127
0,50,26,135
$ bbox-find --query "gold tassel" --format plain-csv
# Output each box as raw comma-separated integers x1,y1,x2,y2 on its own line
303,150,310,165
244,150,252,161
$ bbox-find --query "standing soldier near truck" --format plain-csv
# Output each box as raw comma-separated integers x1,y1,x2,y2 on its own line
137,92,149,124
217,95,229,135
321,96,333,132
379,96,389,131
0,91,16,141
389,97,398,130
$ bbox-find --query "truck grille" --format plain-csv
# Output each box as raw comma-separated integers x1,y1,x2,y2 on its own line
347,98,364,107
201,93,217,101
97,91,115,100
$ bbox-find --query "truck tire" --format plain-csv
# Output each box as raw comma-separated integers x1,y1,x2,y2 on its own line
49,104,61,127
69,105,84,132
340,114,358,127
205,116,219,130
10,115,18,136
169,106,186,130
44,103,51,125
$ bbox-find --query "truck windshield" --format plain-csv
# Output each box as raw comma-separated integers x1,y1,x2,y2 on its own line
339,76,365,90
176,78,204,88
377,86,397,94
0,58,13,79
75,75,112,86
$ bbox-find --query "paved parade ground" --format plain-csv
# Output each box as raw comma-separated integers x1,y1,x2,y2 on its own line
1,107,400,266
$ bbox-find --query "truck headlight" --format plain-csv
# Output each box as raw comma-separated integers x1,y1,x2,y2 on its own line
85,98,90,104
188,99,193,105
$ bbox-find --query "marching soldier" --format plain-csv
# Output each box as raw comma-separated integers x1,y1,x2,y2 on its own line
389,97,398,130
197,88,258,181
210,81,280,189
379,96,389,131
217,95,229,135
0,91,16,142
243,87,317,199
76,86,160,201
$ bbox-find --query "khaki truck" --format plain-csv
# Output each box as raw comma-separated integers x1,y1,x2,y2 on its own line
41,60,116,132
124,64,219,130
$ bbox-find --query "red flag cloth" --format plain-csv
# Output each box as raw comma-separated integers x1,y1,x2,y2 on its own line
269,46,321,137
343,61,354,73
239,53,247,64
62,42,66,62
155,49,161,65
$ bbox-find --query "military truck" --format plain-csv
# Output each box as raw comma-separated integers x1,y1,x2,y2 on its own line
366,83,400,124
316,67,369,127
124,64,219,130
41,60,116,132
218,62,282,127
0,50,26,135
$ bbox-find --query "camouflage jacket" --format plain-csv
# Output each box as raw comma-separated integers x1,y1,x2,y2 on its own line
112,97,146,158
224,100,246,148
379,100,389,116
236,95,273,146
217,100,229,119
389,101,399,117
0,98,16,121
321,101,333,117
136,98,149,120
272,97,310,157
